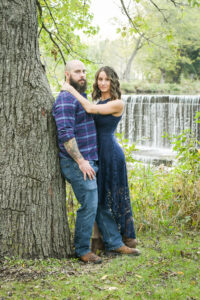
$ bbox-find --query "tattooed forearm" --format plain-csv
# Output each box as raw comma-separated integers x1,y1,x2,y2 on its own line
64,138,83,162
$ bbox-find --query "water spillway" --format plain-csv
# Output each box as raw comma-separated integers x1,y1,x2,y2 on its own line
118,95,200,165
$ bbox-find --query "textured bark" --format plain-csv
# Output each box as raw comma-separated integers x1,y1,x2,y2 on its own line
0,0,71,258
122,36,143,82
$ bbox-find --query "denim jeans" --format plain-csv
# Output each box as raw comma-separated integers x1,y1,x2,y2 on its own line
60,157,123,257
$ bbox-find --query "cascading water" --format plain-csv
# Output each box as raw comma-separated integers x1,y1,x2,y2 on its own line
118,95,200,165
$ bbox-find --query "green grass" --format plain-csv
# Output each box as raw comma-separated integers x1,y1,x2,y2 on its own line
0,233,199,300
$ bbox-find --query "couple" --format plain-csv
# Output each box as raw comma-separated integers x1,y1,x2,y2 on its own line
52,60,140,263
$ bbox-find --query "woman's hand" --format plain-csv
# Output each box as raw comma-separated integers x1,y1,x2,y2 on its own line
61,82,74,94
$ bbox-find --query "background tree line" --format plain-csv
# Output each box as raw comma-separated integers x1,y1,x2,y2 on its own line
38,0,200,91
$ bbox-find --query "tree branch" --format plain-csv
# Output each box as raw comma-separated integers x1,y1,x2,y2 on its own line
167,0,191,7
42,22,66,65
120,0,169,49
120,0,141,35
149,0,168,22
36,0,42,18
168,0,185,6
38,24,43,37
43,0,71,51
42,0,97,64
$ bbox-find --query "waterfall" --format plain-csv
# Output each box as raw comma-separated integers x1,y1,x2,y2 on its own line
118,95,200,164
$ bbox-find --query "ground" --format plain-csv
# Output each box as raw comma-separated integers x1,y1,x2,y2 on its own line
0,232,199,300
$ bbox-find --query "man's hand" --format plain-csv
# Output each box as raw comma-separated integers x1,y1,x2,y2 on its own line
78,159,96,181
64,139,95,180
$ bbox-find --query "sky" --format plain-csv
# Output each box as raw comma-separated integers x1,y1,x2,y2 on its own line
90,0,123,39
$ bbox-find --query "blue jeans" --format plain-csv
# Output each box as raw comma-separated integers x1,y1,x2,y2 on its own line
60,157,123,257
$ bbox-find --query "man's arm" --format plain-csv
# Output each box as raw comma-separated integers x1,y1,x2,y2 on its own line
64,138,95,181
53,92,95,181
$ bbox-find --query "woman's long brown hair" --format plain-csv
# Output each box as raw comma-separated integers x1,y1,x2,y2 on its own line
92,66,121,101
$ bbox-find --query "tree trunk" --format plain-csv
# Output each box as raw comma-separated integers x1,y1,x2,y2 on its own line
0,0,71,258
122,36,143,82
159,68,166,84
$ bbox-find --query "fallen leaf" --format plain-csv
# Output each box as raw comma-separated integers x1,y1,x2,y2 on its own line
135,274,142,278
106,286,118,291
101,275,108,280
176,271,184,275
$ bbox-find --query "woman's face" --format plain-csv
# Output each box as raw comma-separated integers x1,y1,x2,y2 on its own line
97,71,111,94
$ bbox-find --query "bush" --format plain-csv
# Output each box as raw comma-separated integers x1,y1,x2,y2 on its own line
124,115,200,233
120,79,200,95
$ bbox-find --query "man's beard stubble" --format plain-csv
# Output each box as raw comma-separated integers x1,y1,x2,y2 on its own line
69,76,87,93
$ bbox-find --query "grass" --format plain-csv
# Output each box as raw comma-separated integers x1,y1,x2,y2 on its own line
0,233,199,300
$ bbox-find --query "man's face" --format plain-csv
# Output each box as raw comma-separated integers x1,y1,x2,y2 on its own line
66,62,87,93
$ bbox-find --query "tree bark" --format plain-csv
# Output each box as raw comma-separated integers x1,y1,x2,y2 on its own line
122,36,143,82
0,0,71,258
159,68,166,84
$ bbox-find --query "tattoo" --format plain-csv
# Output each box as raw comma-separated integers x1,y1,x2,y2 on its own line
64,138,83,162
96,109,100,114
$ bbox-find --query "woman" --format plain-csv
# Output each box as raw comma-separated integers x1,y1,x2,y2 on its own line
62,66,138,251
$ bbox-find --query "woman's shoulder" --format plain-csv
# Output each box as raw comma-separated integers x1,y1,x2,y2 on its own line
112,99,124,107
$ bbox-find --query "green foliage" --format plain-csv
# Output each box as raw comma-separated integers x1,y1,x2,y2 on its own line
115,0,200,83
115,132,138,163
38,0,98,92
164,129,200,179
164,112,200,170
128,160,199,232
188,0,200,7
120,79,200,94
139,3,200,83
37,1,200,90
119,119,200,233
194,111,200,123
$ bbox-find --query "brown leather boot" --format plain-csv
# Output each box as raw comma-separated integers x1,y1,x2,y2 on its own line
108,245,141,256
123,237,137,248
91,237,105,253
80,252,102,264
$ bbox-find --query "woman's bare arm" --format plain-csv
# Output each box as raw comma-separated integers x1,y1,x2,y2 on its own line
62,82,124,115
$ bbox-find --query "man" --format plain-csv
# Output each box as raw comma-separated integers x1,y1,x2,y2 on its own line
52,60,140,263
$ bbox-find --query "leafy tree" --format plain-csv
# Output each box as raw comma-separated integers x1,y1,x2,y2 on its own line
37,0,98,91
118,0,200,83
142,4,200,82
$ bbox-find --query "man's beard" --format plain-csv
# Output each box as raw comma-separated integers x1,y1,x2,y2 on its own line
69,76,87,93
